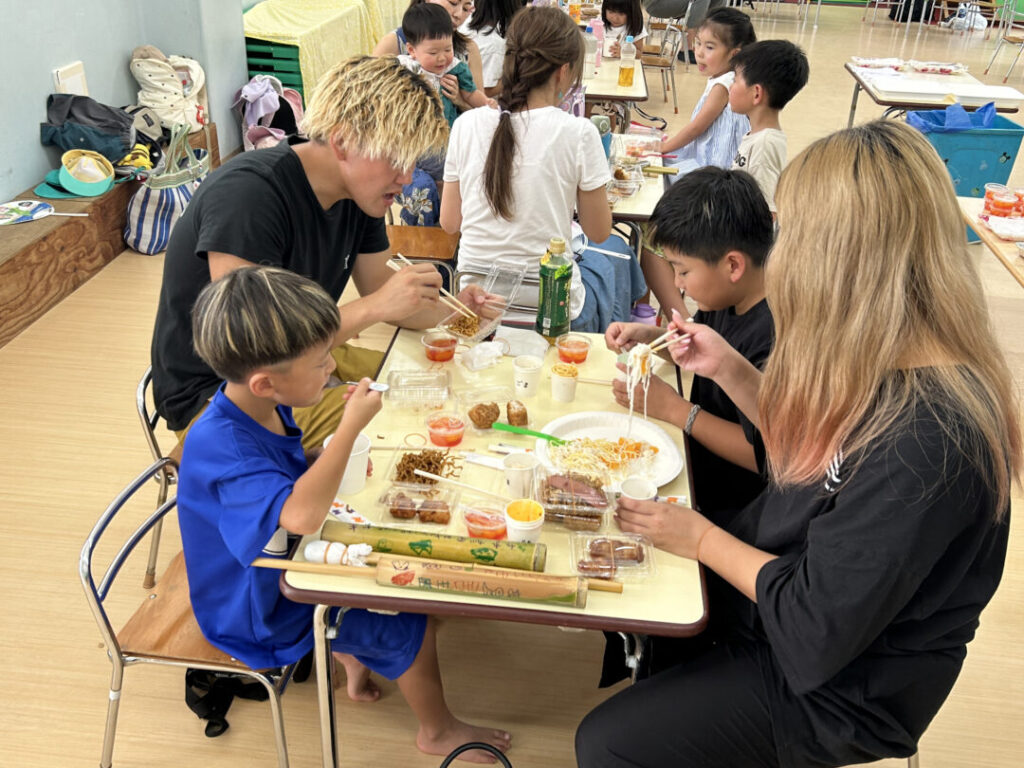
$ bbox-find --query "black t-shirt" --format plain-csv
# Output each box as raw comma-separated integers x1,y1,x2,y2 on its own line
150,141,389,430
723,379,1009,765
689,299,774,524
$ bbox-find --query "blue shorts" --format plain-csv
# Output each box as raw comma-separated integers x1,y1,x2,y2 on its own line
328,608,427,680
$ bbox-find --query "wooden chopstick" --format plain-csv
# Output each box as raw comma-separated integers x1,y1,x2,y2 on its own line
385,259,475,319
393,252,478,319
650,333,690,354
412,468,512,502
577,377,613,386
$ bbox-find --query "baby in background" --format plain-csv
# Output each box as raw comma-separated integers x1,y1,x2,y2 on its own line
728,40,810,212
399,3,491,128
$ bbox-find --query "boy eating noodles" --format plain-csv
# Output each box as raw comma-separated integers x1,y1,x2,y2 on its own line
178,266,511,763
728,40,810,212
607,167,775,530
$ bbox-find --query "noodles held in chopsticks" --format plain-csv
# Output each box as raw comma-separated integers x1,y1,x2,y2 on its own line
624,343,653,433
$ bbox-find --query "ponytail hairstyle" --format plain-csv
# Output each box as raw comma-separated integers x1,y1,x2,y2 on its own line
601,0,644,38
483,6,583,220
699,7,756,51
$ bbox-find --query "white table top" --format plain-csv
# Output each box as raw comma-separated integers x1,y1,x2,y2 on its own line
585,53,648,102
281,329,706,636
610,134,666,222
847,63,1024,109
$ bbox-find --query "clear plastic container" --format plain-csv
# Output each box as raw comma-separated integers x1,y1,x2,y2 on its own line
448,259,529,343
570,532,655,582
460,497,509,540
384,446,464,492
606,178,642,202
421,329,459,363
457,386,531,432
621,126,661,158
538,466,613,531
377,485,460,527
384,369,451,411
556,333,591,364
425,412,466,447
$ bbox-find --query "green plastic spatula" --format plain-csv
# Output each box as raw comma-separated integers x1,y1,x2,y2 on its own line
492,422,566,445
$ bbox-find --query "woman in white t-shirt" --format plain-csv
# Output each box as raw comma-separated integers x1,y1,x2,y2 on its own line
461,0,521,97
440,5,612,321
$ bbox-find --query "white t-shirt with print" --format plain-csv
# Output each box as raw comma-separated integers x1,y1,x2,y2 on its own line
444,105,610,316
732,128,787,212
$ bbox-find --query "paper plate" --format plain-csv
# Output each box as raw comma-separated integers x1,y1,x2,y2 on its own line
0,200,56,226
535,411,684,490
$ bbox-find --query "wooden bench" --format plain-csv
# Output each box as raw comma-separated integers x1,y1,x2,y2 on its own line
0,125,220,349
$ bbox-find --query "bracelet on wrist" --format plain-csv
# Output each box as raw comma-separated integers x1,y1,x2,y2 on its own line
683,403,701,436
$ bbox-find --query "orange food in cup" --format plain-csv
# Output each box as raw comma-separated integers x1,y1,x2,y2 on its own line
426,414,465,446
556,334,591,364
464,509,507,539
506,499,543,522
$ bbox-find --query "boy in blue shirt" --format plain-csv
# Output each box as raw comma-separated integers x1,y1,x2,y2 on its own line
179,266,510,761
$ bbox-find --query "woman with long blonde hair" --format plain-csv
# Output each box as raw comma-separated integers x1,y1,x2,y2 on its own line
576,120,1020,767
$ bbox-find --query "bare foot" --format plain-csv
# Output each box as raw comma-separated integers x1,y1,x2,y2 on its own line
416,719,512,764
332,653,381,703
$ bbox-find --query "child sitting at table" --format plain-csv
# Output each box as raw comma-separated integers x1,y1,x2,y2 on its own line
602,0,648,55
602,167,774,681
608,167,774,528
178,266,511,762
728,40,810,213
661,8,755,177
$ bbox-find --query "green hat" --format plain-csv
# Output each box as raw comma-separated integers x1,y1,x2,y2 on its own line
35,150,114,199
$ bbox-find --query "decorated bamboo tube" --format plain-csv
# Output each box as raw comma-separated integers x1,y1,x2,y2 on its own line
322,521,547,572
373,554,588,608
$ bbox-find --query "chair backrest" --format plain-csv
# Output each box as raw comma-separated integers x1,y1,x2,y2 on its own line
387,224,460,288
645,24,683,61
80,459,178,660
136,366,163,463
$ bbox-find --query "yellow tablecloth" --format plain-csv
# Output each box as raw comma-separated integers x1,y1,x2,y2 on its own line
244,0,378,96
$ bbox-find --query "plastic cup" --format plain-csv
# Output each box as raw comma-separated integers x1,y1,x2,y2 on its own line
620,475,657,501
463,507,507,540
989,191,1017,217
513,355,543,399
503,453,539,498
425,412,465,447
551,362,579,402
504,499,545,543
556,333,591,364
335,432,371,495
421,330,458,363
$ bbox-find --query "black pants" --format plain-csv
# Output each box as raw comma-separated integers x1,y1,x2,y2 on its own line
576,641,779,768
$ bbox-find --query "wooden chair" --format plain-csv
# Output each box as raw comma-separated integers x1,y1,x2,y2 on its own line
136,366,180,588
386,223,460,289
80,459,296,767
641,24,685,114
647,18,689,76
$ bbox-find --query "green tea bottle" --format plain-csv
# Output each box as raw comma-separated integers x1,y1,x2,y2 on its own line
535,237,572,340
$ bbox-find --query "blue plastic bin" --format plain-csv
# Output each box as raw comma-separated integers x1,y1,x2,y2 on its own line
918,114,1024,196
912,113,1024,242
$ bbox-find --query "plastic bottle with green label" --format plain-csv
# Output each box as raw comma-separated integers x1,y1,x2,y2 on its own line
535,237,572,340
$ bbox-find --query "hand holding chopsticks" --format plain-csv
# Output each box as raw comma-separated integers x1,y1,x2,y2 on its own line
647,320,693,354
388,253,477,320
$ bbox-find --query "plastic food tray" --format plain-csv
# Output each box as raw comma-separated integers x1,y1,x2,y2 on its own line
570,532,656,582
376,484,460,529
538,467,613,532
457,386,532,432
384,369,451,412
384,446,465,493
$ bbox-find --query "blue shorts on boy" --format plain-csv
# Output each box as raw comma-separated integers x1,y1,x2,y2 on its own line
178,388,426,675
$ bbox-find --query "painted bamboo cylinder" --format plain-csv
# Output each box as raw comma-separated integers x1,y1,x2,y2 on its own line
322,521,547,571
373,554,587,608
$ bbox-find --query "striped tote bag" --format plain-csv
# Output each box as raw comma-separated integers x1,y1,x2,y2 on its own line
125,122,210,254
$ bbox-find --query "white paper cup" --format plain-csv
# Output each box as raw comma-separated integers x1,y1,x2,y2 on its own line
504,499,545,543
550,363,579,403
513,355,543,399
620,475,657,501
330,432,371,496
503,453,539,498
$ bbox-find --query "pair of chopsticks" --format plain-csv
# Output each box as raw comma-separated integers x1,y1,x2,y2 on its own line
413,468,512,502
649,323,692,354
385,253,477,320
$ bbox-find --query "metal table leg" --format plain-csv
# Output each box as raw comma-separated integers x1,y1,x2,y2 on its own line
814,0,822,27
314,604,339,768
848,82,862,128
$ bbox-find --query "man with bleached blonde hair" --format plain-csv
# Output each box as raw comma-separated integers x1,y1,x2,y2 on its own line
152,56,487,449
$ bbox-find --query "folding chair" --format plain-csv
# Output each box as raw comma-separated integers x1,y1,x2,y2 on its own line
80,459,296,767
136,366,179,588
985,5,1024,81
641,25,685,113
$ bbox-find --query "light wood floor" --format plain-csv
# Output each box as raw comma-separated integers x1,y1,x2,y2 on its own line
1,7,1022,767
